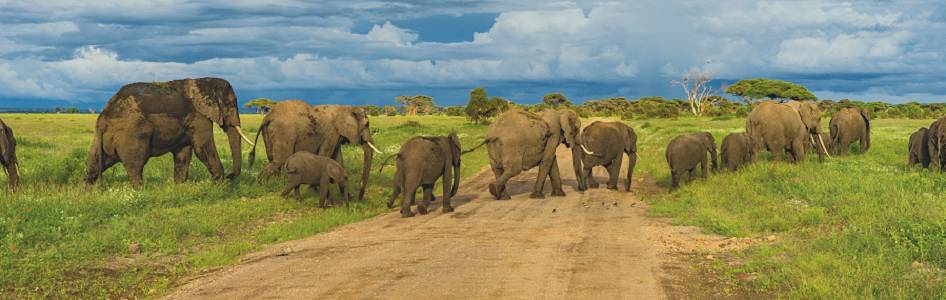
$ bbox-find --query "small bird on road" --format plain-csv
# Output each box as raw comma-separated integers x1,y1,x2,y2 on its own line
613,202,619,207
552,208,557,213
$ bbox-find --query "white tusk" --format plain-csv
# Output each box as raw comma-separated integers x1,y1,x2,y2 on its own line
636,152,643,161
14,162,19,177
581,144,594,155
367,142,382,154
818,133,831,158
235,126,255,146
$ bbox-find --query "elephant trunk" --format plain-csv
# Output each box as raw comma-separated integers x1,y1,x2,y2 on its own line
224,126,244,179
451,162,461,198
5,162,18,192
571,144,584,189
710,148,719,172
625,151,637,192
359,142,374,200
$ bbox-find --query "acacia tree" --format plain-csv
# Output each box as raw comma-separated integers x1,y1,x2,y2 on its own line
464,87,508,124
671,68,727,116
395,95,433,116
243,98,277,114
53,106,63,114
542,93,568,106
726,78,817,106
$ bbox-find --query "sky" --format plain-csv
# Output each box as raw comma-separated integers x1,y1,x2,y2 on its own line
0,0,944,109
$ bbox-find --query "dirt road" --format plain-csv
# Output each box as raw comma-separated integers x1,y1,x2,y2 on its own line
167,144,667,299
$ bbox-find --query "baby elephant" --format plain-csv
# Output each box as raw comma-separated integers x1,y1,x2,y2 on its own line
665,132,717,191
381,133,462,218
720,132,753,172
909,127,931,171
280,151,350,209
578,121,638,191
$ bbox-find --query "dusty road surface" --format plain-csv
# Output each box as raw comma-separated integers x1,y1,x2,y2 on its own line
167,143,667,300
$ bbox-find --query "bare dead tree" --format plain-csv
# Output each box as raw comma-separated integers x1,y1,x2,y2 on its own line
671,68,727,117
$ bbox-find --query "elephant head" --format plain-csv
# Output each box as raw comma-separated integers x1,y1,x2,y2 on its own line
698,132,719,172
183,78,254,180
0,122,18,191
447,132,462,197
325,162,351,209
330,105,381,200
556,109,586,188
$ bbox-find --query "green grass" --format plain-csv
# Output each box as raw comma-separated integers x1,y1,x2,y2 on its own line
0,114,491,299
629,117,946,298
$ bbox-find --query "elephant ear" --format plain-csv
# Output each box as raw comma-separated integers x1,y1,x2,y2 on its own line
448,132,461,166
0,126,12,164
184,78,236,127
859,108,871,130
624,124,638,154
797,102,817,132
559,110,579,147
700,132,716,152
333,107,361,144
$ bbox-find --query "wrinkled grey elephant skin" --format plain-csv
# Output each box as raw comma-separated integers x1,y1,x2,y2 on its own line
829,107,871,157
909,127,931,171
84,78,250,186
720,132,752,172
578,121,637,192
463,108,584,200
927,116,946,172
0,118,19,191
665,132,717,191
746,100,826,164
249,101,377,200
281,151,350,209
381,133,462,218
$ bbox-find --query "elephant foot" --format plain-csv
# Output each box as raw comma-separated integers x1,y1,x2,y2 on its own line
401,211,416,218
442,205,454,213
488,183,500,199
589,183,599,189
529,191,546,199
386,200,395,208
551,190,566,197
417,204,428,215
606,185,618,191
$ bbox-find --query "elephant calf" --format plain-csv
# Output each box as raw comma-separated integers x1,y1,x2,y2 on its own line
909,127,931,171
665,132,717,191
578,121,637,191
280,151,350,209
720,132,752,172
380,133,462,218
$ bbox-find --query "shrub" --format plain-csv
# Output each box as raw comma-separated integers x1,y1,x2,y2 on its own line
386,111,397,117
621,110,634,120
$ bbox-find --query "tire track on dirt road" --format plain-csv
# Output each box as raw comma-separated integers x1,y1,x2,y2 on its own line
167,144,666,299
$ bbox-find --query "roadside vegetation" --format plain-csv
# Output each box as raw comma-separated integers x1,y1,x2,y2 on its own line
628,116,946,299
0,114,491,299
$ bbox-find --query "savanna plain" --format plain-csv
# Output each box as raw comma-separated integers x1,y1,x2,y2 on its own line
1,113,944,299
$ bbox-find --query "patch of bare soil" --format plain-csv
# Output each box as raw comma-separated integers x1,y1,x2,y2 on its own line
163,143,769,299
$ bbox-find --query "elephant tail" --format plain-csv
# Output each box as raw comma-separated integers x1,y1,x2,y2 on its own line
248,122,265,168
378,152,401,173
461,137,495,155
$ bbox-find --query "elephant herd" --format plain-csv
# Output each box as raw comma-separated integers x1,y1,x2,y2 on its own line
0,78,935,219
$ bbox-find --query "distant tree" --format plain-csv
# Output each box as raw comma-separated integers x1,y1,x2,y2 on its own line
671,68,727,116
54,106,63,114
395,95,433,116
464,87,508,124
243,98,277,114
65,107,79,113
542,93,568,106
726,78,817,106
446,105,464,116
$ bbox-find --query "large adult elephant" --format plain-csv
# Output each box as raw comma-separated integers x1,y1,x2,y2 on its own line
746,100,828,164
0,118,19,191
463,108,590,200
84,78,254,186
248,100,382,200
578,120,637,192
829,108,871,157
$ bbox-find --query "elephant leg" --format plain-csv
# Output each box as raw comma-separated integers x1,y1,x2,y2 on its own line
418,184,434,215
490,156,521,200
548,159,566,197
700,156,708,179
189,122,226,181
685,168,695,184
625,153,637,192
318,177,331,208
909,154,917,170
386,176,402,208
670,170,681,191
529,156,556,199
171,145,193,183
400,175,421,217
771,147,784,163
606,159,622,190
280,175,300,198
791,140,805,164
579,158,593,191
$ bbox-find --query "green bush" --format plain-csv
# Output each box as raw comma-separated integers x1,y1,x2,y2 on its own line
386,111,397,117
